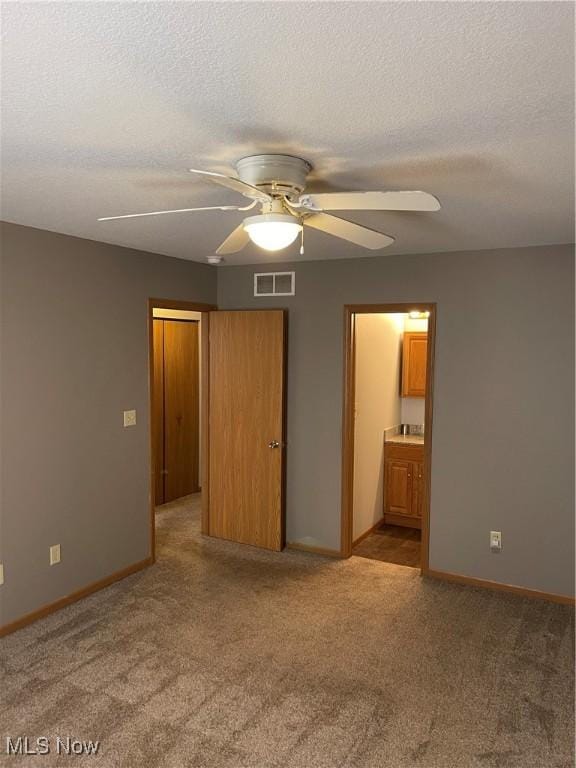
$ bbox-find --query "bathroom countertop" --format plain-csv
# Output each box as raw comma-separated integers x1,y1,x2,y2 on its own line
385,434,425,446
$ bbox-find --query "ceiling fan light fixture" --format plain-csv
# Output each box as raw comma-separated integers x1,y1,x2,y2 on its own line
243,213,302,252
98,156,439,256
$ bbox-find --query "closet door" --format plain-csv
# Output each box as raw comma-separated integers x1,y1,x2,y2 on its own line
152,319,165,505
163,320,200,502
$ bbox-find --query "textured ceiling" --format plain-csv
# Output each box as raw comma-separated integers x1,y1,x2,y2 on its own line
1,2,574,265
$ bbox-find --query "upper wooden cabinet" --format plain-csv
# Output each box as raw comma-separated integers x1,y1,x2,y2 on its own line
401,332,428,398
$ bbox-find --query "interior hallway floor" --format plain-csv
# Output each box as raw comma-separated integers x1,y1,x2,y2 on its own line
352,524,421,568
1,494,574,768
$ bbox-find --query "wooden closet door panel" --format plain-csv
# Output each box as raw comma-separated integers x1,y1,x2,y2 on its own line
152,319,165,506
208,310,286,551
164,320,200,502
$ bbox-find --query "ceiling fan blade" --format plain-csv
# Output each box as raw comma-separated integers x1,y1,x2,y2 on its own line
189,169,271,201
98,205,239,222
300,191,441,212
216,223,250,255
304,213,394,250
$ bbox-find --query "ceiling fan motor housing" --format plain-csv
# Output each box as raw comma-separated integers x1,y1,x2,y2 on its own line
236,154,312,199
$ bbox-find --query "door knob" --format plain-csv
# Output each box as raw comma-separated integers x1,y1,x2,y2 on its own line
268,440,280,449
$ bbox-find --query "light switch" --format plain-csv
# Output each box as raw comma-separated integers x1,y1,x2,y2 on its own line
123,409,137,427
50,544,61,565
490,531,502,553
0,563,4,585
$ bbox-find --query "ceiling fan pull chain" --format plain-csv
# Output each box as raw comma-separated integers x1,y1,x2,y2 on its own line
300,222,305,255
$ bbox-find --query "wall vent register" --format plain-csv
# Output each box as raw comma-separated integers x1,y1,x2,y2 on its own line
254,272,295,297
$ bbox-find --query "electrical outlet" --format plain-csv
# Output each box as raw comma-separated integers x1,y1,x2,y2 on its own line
0,563,4,585
123,409,137,427
49,544,61,566
490,530,502,553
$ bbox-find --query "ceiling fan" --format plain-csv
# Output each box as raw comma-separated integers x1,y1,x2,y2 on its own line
98,155,440,261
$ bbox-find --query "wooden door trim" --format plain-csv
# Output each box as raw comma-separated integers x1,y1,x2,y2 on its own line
148,299,216,562
280,311,289,549
201,311,210,535
150,298,215,312
340,302,436,579
152,319,165,506
156,318,199,324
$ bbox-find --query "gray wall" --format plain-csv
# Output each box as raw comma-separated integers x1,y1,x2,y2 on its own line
1,228,573,628
218,244,575,597
0,222,216,626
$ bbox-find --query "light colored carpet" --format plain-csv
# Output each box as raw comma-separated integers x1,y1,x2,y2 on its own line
1,494,573,768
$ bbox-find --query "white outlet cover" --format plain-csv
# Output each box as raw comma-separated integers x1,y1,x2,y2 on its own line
0,563,4,585
490,531,502,552
123,409,137,427
50,544,61,565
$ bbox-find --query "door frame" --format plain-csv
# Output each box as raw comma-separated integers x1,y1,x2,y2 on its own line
148,298,216,561
340,302,437,573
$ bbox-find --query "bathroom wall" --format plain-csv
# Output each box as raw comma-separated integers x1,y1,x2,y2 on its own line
400,398,426,425
352,313,404,541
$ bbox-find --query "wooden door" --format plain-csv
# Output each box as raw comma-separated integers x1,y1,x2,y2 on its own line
152,319,165,505
411,461,424,518
163,320,200,502
208,310,286,551
402,332,428,397
385,459,413,516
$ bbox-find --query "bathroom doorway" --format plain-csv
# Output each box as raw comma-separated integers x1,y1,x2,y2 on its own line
341,304,436,571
